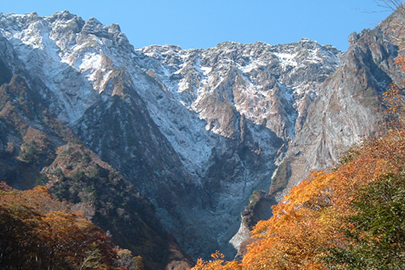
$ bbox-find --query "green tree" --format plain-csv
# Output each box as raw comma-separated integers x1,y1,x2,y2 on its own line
325,173,405,269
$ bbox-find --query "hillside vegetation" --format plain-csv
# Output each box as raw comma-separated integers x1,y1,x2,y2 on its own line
190,57,405,269
0,183,144,270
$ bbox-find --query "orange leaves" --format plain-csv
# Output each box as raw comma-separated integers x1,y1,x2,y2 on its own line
394,55,405,73
243,172,337,269
240,126,405,269
190,251,242,270
211,250,225,260
243,213,331,269
0,184,122,269
189,94,405,269
36,210,87,266
382,54,405,125
383,83,405,117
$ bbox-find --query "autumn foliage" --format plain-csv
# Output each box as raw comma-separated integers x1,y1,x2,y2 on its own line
191,120,405,270
0,184,144,270
190,58,405,269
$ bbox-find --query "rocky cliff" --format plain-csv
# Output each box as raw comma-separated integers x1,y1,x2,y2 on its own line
0,9,403,265
0,33,193,269
271,9,405,198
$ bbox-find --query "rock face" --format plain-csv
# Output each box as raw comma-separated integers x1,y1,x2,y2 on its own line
0,36,193,269
270,10,405,198
0,9,403,264
130,39,340,256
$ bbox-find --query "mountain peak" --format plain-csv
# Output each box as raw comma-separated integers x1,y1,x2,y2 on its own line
215,40,244,49
0,9,402,265
50,10,77,21
299,37,313,42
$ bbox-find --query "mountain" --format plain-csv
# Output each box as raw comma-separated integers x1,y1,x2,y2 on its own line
270,9,405,197
0,31,192,269
0,8,403,267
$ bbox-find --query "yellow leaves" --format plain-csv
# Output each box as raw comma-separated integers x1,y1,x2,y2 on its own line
242,173,340,268
250,219,272,237
373,158,390,178
243,210,331,269
383,83,405,117
190,105,405,269
241,131,405,268
211,250,225,260
189,252,242,270
241,168,343,268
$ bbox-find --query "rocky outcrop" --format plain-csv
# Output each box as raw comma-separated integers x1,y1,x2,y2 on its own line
0,36,192,270
0,11,343,260
1,8,404,264
271,10,405,198
132,39,342,258
229,190,277,257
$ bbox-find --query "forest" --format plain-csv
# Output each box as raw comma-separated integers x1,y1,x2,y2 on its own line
0,184,144,269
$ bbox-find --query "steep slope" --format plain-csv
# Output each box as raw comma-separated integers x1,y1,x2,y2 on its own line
271,9,405,197
0,11,207,257
131,39,342,256
192,120,405,269
0,36,193,270
2,9,403,263
0,11,343,259
0,183,146,269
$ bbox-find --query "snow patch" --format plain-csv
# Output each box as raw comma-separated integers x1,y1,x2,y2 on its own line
274,51,298,69
200,66,212,75
79,52,102,81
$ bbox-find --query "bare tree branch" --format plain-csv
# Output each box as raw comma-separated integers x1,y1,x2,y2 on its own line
375,0,405,14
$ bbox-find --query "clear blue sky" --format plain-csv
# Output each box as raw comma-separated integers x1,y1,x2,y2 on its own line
0,0,395,51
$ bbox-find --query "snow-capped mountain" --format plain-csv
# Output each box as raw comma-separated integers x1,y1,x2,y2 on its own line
0,9,402,264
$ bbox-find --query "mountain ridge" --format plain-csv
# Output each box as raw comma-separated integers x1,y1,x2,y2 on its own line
0,8,403,268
